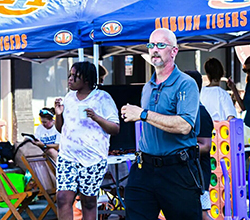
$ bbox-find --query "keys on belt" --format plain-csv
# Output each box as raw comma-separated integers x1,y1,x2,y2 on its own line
135,151,143,169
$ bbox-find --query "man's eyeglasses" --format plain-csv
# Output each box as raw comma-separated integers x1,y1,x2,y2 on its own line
242,68,250,74
40,110,54,117
146,42,173,49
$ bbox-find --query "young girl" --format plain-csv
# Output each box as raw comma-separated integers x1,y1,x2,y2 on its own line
34,107,60,162
54,61,120,220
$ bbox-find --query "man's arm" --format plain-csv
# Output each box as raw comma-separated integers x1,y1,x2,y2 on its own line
121,105,192,135
146,110,191,134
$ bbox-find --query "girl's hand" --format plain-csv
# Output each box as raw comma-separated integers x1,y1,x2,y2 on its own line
85,108,98,121
55,98,64,115
33,140,44,148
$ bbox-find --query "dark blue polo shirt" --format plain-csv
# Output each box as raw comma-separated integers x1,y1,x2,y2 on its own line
139,65,200,156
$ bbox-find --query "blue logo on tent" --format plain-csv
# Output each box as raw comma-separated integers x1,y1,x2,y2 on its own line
54,30,73,46
208,0,250,9
101,21,123,37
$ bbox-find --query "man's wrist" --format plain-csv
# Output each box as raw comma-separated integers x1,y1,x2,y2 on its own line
140,109,148,121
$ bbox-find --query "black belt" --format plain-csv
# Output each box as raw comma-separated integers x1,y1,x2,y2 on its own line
140,146,205,194
142,147,196,167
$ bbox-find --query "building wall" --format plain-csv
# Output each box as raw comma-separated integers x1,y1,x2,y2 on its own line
0,60,12,142
176,49,227,75
12,59,33,142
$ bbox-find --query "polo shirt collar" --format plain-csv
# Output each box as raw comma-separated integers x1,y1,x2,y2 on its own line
150,65,181,87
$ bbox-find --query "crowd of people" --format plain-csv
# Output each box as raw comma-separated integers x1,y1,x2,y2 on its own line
19,27,250,220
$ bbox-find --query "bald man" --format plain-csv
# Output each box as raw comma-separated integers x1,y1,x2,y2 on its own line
121,28,202,220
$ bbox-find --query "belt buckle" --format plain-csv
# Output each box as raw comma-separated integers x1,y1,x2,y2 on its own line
152,157,163,167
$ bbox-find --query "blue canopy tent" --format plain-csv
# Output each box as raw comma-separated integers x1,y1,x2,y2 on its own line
0,0,138,63
92,0,250,53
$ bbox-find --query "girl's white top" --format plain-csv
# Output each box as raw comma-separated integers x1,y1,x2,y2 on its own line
59,89,119,167
35,124,60,145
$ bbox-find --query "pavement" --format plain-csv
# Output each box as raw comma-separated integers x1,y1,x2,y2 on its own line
0,199,56,220
0,198,121,220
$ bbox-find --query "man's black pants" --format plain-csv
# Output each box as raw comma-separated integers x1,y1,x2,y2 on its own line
125,155,202,220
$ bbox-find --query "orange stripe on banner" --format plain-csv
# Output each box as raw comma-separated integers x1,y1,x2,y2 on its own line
0,6,37,15
26,0,46,7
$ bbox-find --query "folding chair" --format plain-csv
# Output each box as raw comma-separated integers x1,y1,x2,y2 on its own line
0,167,39,220
21,154,57,220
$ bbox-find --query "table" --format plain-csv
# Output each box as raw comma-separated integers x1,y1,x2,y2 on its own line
107,154,135,208
107,153,135,165
99,154,135,217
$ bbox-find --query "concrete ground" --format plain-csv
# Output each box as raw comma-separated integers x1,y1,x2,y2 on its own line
0,199,56,220
0,199,121,220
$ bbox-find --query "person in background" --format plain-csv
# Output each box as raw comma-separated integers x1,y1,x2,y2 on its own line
200,57,237,121
33,107,60,162
121,28,202,220
227,56,250,128
54,61,120,220
185,70,214,220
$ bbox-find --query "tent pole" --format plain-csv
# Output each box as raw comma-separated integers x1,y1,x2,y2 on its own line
78,48,84,61
94,44,99,85
231,47,234,82
195,50,201,73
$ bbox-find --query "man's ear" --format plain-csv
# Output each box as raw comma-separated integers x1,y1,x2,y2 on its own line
171,47,178,59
